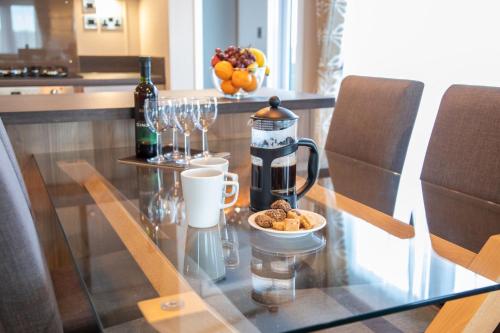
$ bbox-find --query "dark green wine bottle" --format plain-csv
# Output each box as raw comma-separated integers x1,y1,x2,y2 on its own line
134,57,158,158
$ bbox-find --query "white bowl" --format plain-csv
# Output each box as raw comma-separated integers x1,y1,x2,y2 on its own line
248,209,327,238
212,67,266,99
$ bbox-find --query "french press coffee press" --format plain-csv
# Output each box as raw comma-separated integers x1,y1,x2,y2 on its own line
250,96,319,211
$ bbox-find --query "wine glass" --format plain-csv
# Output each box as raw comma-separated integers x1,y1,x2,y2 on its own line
173,98,197,165
147,170,169,244
144,98,170,164
166,171,185,225
163,98,182,161
220,214,240,269
194,97,218,157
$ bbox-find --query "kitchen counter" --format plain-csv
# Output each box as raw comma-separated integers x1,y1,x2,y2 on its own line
0,72,164,87
0,88,335,125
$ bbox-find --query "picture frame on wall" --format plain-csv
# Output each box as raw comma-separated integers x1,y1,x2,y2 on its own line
83,14,98,30
82,0,96,13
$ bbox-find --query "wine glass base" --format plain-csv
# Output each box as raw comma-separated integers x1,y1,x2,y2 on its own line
164,152,184,161
175,158,191,166
147,156,168,164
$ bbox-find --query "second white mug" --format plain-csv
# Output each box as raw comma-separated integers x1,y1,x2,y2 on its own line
190,156,238,182
190,157,238,207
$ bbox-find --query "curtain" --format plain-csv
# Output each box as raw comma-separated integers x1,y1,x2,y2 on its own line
313,0,347,147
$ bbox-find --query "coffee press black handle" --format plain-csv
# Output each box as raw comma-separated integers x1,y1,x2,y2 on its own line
296,138,319,199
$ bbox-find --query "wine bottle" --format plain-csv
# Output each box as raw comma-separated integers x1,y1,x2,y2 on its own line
134,57,158,158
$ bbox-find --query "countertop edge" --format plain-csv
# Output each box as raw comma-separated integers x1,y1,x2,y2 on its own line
0,75,165,87
0,90,335,125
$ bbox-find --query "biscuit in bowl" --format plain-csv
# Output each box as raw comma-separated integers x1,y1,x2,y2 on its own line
270,199,292,212
284,218,300,231
265,209,286,221
255,214,273,228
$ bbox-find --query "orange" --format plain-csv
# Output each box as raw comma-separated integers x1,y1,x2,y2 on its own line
243,74,258,92
231,70,251,88
214,61,233,80
220,80,238,95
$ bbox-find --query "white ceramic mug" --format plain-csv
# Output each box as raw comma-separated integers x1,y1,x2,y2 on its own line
181,168,239,228
190,157,239,206
190,157,238,182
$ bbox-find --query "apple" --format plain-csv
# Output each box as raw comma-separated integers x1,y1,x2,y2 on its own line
211,54,221,67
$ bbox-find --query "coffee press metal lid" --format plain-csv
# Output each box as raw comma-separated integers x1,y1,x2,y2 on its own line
251,96,299,121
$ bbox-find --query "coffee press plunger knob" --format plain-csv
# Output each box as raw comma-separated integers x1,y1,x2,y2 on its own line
269,96,281,108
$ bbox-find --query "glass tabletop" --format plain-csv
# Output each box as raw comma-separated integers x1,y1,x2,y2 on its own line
34,140,499,332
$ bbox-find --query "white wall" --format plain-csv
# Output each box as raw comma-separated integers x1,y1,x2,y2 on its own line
168,0,198,89
238,0,267,52
342,0,500,176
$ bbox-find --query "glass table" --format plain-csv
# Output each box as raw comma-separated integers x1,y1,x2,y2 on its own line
33,139,499,332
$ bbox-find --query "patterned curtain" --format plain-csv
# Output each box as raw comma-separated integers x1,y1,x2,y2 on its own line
313,0,347,147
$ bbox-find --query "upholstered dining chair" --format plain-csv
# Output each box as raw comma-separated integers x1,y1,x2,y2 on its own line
421,84,500,252
0,119,30,207
323,84,500,332
421,84,500,204
0,119,98,333
325,75,424,173
0,121,63,332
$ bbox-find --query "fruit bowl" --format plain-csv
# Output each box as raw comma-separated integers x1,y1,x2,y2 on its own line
210,46,269,99
212,66,266,99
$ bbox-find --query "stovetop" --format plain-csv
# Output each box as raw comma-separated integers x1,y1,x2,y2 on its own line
0,65,72,78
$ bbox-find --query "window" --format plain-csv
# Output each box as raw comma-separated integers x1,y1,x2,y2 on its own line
11,5,36,32
266,0,298,90
8,4,41,50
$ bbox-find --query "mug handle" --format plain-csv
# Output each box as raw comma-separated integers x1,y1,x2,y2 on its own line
224,172,239,197
222,180,239,209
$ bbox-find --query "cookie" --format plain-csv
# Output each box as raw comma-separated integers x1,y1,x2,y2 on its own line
284,218,300,231
265,209,286,221
299,215,313,230
271,199,292,212
272,220,285,231
287,210,300,219
255,214,273,228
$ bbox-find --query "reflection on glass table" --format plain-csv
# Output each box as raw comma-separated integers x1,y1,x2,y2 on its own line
138,168,185,243
251,233,326,310
184,225,226,282
32,144,499,333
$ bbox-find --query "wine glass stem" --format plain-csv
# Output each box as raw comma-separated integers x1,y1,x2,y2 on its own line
156,168,163,192
184,133,191,162
202,128,209,157
156,132,162,159
172,128,179,156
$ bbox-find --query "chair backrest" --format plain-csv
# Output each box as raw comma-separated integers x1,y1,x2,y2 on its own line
325,75,424,173
0,119,63,332
0,120,30,207
421,84,500,204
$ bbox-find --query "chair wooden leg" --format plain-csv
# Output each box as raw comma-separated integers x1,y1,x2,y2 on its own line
426,235,500,333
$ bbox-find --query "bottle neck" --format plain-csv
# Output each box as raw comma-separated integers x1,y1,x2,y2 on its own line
140,64,151,83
